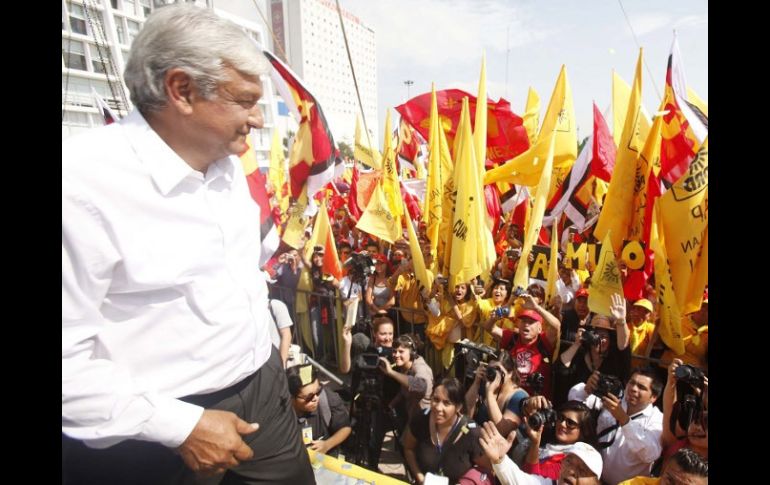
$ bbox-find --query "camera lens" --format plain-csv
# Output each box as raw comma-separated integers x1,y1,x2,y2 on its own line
485,366,499,382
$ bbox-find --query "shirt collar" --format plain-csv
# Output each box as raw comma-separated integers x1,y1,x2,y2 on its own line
120,110,236,195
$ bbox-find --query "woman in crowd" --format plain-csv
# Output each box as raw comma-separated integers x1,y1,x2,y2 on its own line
425,280,479,376
465,352,529,439
476,278,515,346
403,378,490,485
380,334,434,430
518,399,598,480
366,253,395,316
661,358,708,460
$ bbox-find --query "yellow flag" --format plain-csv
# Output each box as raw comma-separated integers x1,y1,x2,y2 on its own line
304,199,343,279
545,218,559,304
651,202,684,354
354,116,382,170
381,110,404,219
537,65,577,168
423,84,445,265
269,129,289,214
658,140,708,314
405,202,433,294
628,109,663,241
356,182,402,244
484,135,555,187
522,87,540,146
686,88,709,117
282,189,310,249
612,71,652,148
513,131,556,289
595,49,644,253
449,98,485,290
587,231,624,316
473,54,498,277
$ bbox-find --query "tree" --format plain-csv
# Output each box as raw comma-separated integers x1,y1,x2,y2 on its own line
338,141,353,160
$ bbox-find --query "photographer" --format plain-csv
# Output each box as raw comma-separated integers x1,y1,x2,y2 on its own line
379,334,433,429
513,397,598,480
465,352,529,439
286,365,351,457
307,245,341,363
568,368,663,484
475,278,516,346
554,293,631,407
271,248,302,319
661,359,708,461
479,420,604,485
479,292,561,399
345,316,400,469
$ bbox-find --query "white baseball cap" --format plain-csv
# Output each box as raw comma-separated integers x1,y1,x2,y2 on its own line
567,442,603,478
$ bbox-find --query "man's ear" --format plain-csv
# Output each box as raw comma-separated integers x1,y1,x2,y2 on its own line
164,68,195,115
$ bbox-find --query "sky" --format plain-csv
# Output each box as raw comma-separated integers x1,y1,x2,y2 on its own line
338,0,708,142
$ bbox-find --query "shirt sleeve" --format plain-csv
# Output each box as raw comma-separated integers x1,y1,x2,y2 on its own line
492,456,550,485
325,390,351,433
62,180,203,449
407,359,432,398
505,390,529,419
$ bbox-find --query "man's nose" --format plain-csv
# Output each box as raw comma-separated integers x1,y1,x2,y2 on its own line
248,104,264,129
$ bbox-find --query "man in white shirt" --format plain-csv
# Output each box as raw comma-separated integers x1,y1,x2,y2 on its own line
568,368,664,485
62,5,314,484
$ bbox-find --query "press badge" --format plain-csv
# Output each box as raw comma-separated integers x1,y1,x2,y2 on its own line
302,425,313,444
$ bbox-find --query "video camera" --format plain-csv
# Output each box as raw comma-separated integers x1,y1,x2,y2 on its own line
344,252,375,280
454,339,498,380
671,364,707,436
356,346,394,370
592,373,624,399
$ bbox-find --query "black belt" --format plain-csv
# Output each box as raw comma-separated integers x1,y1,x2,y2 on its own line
180,370,258,408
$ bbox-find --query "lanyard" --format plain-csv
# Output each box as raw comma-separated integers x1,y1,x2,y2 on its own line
435,416,461,455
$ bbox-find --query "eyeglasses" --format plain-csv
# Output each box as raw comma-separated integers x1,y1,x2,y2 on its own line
558,414,580,430
296,386,323,403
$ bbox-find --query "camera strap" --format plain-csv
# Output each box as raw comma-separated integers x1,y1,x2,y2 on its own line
436,415,468,473
595,411,644,450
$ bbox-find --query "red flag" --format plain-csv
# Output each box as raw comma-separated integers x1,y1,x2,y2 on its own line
591,102,617,182
397,119,420,163
400,181,422,222
263,50,336,199
484,184,502,235
244,168,280,266
395,89,529,165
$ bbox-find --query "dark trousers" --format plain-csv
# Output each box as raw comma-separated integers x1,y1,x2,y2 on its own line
62,347,315,484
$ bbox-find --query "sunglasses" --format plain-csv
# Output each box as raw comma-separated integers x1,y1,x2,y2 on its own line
296,385,323,403
558,414,580,430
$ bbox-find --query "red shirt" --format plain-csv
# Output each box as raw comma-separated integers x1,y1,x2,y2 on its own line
501,329,553,399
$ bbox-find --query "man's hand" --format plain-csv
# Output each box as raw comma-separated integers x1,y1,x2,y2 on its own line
609,292,627,322
308,439,330,454
584,370,602,395
601,393,629,425
479,421,515,465
178,409,259,476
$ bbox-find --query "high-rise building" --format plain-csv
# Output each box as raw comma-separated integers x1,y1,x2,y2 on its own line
270,0,379,148
61,0,280,160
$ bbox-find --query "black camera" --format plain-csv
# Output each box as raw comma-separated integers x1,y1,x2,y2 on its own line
593,373,624,399
581,328,602,347
512,286,525,297
344,252,374,279
485,366,502,382
527,407,558,431
493,306,510,319
674,364,705,388
526,372,545,396
454,339,498,380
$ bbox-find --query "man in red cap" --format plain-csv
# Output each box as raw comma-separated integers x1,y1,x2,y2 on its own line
481,294,561,398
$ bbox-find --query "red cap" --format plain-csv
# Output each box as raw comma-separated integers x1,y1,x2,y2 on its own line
373,253,388,264
517,309,543,323
575,288,589,299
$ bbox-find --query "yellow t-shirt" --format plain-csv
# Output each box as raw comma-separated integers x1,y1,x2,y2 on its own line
630,321,656,368
618,477,659,485
661,317,708,368
475,298,516,345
